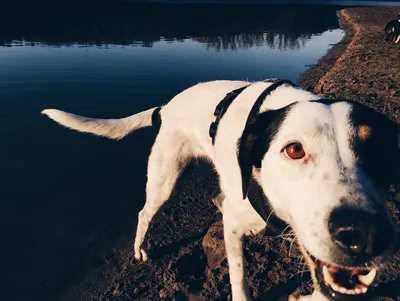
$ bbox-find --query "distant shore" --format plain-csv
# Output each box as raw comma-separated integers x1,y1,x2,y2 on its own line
63,6,400,301
122,0,400,5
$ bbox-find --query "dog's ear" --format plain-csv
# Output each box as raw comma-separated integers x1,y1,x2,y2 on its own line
238,126,259,200
238,108,288,199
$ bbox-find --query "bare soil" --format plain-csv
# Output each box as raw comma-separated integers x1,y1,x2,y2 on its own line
63,6,400,301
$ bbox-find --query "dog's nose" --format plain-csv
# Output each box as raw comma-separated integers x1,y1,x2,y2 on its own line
328,207,393,257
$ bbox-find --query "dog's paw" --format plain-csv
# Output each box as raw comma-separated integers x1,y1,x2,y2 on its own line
134,248,149,262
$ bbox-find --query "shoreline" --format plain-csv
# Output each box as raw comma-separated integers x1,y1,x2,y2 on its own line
302,6,400,121
63,6,400,301
297,10,355,91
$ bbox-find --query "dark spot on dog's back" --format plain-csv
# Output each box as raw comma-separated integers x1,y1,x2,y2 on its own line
312,98,345,106
151,107,162,128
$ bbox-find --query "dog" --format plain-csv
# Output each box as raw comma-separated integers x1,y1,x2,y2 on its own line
384,13,400,43
42,79,399,301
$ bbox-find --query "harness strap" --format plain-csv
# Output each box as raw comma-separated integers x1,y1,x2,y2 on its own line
244,79,297,129
240,79,297,225
209,84,250,144
209,78,289,144
208,79,297,230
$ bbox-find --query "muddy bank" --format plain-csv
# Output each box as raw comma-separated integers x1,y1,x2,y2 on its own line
63,6,400,301
300,7,400,120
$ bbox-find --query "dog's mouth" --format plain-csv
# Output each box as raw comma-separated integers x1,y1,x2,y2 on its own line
310,254,377,300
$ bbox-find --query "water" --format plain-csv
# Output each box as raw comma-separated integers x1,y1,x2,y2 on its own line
0,2,344,300
141,0,400,4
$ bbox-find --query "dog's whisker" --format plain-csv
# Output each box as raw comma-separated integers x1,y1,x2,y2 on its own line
292,268,311,278
288,235,298,258
293,254,311,284
265,208,276,227
280,232,296,237
277,225,293,248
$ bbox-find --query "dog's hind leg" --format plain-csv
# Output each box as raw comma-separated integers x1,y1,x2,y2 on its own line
133,132,191,261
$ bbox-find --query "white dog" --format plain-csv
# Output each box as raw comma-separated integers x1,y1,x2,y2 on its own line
42,79,399,301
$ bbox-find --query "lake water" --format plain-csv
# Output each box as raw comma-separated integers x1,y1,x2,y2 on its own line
0,2,345,301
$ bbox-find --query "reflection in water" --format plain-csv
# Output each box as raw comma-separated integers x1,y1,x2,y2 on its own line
0,3,341,51
194,32,310,51
0,3,345,301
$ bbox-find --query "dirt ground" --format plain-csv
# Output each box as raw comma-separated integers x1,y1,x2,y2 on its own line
63,6,400,301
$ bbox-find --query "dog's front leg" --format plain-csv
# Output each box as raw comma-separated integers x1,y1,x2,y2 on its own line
223,198,260,301
224,217,252,301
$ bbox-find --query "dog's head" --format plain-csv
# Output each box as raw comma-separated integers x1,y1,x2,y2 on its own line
239,99,399,301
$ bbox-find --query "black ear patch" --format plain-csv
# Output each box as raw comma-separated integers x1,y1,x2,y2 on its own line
238,107,291,199
349,103,400,189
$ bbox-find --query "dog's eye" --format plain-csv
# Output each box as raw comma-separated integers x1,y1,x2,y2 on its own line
283,142,305,160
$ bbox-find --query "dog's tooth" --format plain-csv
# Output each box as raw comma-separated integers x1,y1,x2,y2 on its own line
322,265,334,285
358,269,377,286
331,283,341,292
338,287,347,294
353,285,368,294
361,286,368,294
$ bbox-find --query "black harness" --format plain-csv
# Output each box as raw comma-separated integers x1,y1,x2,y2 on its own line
209,79,297,144
209,84,251,144
208,79,297,231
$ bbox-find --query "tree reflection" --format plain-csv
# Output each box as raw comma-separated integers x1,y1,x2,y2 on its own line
194,31,312,51
0,3,341,51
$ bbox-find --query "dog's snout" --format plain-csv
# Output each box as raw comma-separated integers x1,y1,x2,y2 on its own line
328,207,393,257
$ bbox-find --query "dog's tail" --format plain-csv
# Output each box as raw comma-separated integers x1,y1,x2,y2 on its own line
41,107,162,140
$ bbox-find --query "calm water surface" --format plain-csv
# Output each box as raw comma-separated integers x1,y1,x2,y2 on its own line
0,3,344,300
